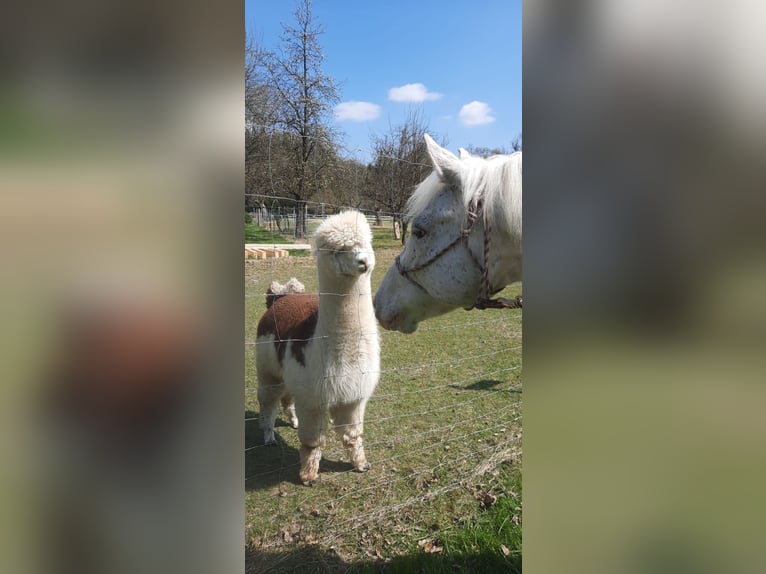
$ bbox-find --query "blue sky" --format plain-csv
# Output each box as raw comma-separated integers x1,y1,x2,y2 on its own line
246,0,522,163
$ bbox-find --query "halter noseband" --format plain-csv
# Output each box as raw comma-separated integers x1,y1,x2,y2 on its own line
395,199,522,311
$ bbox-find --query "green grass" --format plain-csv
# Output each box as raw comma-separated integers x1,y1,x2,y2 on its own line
433,467,521,573
245,248,522,573
351,466,521,573
245,223,294,244
370,226,406,250
245,219,406,252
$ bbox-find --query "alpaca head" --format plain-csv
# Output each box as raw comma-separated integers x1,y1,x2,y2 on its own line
312,211,375,278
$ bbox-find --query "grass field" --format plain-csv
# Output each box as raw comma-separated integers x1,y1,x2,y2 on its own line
245,223,294,243
246,219,404,251
245,224,522,573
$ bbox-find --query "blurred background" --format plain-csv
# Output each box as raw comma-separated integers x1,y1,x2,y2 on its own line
525,1,766,573
1,0,765,573
0,1,243,572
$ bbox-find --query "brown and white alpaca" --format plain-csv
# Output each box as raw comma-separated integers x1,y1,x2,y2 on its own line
265,277,305,309
255,211,380,486
260,277,306,430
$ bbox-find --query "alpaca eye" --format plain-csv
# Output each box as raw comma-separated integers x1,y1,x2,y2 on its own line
412,227,426,239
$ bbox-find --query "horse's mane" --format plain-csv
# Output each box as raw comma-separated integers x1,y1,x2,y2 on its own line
405,151,522,239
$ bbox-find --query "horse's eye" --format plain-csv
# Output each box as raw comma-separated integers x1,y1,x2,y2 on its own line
412,227,426,239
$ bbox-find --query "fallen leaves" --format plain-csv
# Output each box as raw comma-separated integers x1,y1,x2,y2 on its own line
479,492,498,509
418,538,444,554
416,474,440,491
280,523,301,544
364,548,385,561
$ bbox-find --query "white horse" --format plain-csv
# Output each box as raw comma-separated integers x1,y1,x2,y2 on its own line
374,134,522,333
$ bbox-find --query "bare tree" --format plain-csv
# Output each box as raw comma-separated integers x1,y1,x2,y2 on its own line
511,132,522,152
368,108,435,244
313,154,370,210
463,144,509,158
245,39,279,133
259,0,339,238
463,133,522,159
245,39,284,213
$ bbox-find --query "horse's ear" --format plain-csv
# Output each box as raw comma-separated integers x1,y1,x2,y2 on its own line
424,134,462,183
458,147,472,159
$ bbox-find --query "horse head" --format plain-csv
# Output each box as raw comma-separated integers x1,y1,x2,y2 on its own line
374,135,521,333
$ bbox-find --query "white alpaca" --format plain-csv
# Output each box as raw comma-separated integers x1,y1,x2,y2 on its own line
255,211,380,486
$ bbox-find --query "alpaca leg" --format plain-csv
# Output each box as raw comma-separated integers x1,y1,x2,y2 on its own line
281,393,299,429
330,399,371,472
257,379,283,446
296,405,326,486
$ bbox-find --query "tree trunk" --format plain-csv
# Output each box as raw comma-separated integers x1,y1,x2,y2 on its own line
295,201,308,239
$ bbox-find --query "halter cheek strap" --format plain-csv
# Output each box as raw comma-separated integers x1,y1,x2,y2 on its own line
395,199,522,310
394,232,472,297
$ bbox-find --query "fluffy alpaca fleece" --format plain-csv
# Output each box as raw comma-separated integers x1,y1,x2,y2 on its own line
265,277,305,308
255,211,380,485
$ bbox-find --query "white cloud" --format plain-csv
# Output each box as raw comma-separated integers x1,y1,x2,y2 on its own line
334,101,381,122
388,83,442,103
458,101,496,126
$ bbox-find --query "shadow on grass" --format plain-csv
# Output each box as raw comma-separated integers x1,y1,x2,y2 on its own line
373,549,520,574
246,543,521,574
451,379,522,393
245,410,356,491
246,544,347,574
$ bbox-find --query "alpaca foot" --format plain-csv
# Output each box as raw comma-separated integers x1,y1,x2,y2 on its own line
263,429,277,446
299,472,318,487
299,445,322,486
284,405,299,429
343,438,369,473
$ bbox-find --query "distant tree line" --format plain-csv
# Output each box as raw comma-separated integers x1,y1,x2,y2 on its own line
245,0,520,242
463,133,522,158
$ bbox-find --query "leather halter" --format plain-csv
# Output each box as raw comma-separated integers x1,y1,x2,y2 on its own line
395,199,522,310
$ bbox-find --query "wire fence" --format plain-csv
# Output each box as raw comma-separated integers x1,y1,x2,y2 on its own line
244,140,522,562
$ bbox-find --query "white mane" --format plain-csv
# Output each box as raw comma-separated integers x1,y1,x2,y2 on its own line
405,151,522,240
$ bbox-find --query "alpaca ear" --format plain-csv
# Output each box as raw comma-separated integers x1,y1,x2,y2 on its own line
424,134,462,184
458,147,472,159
